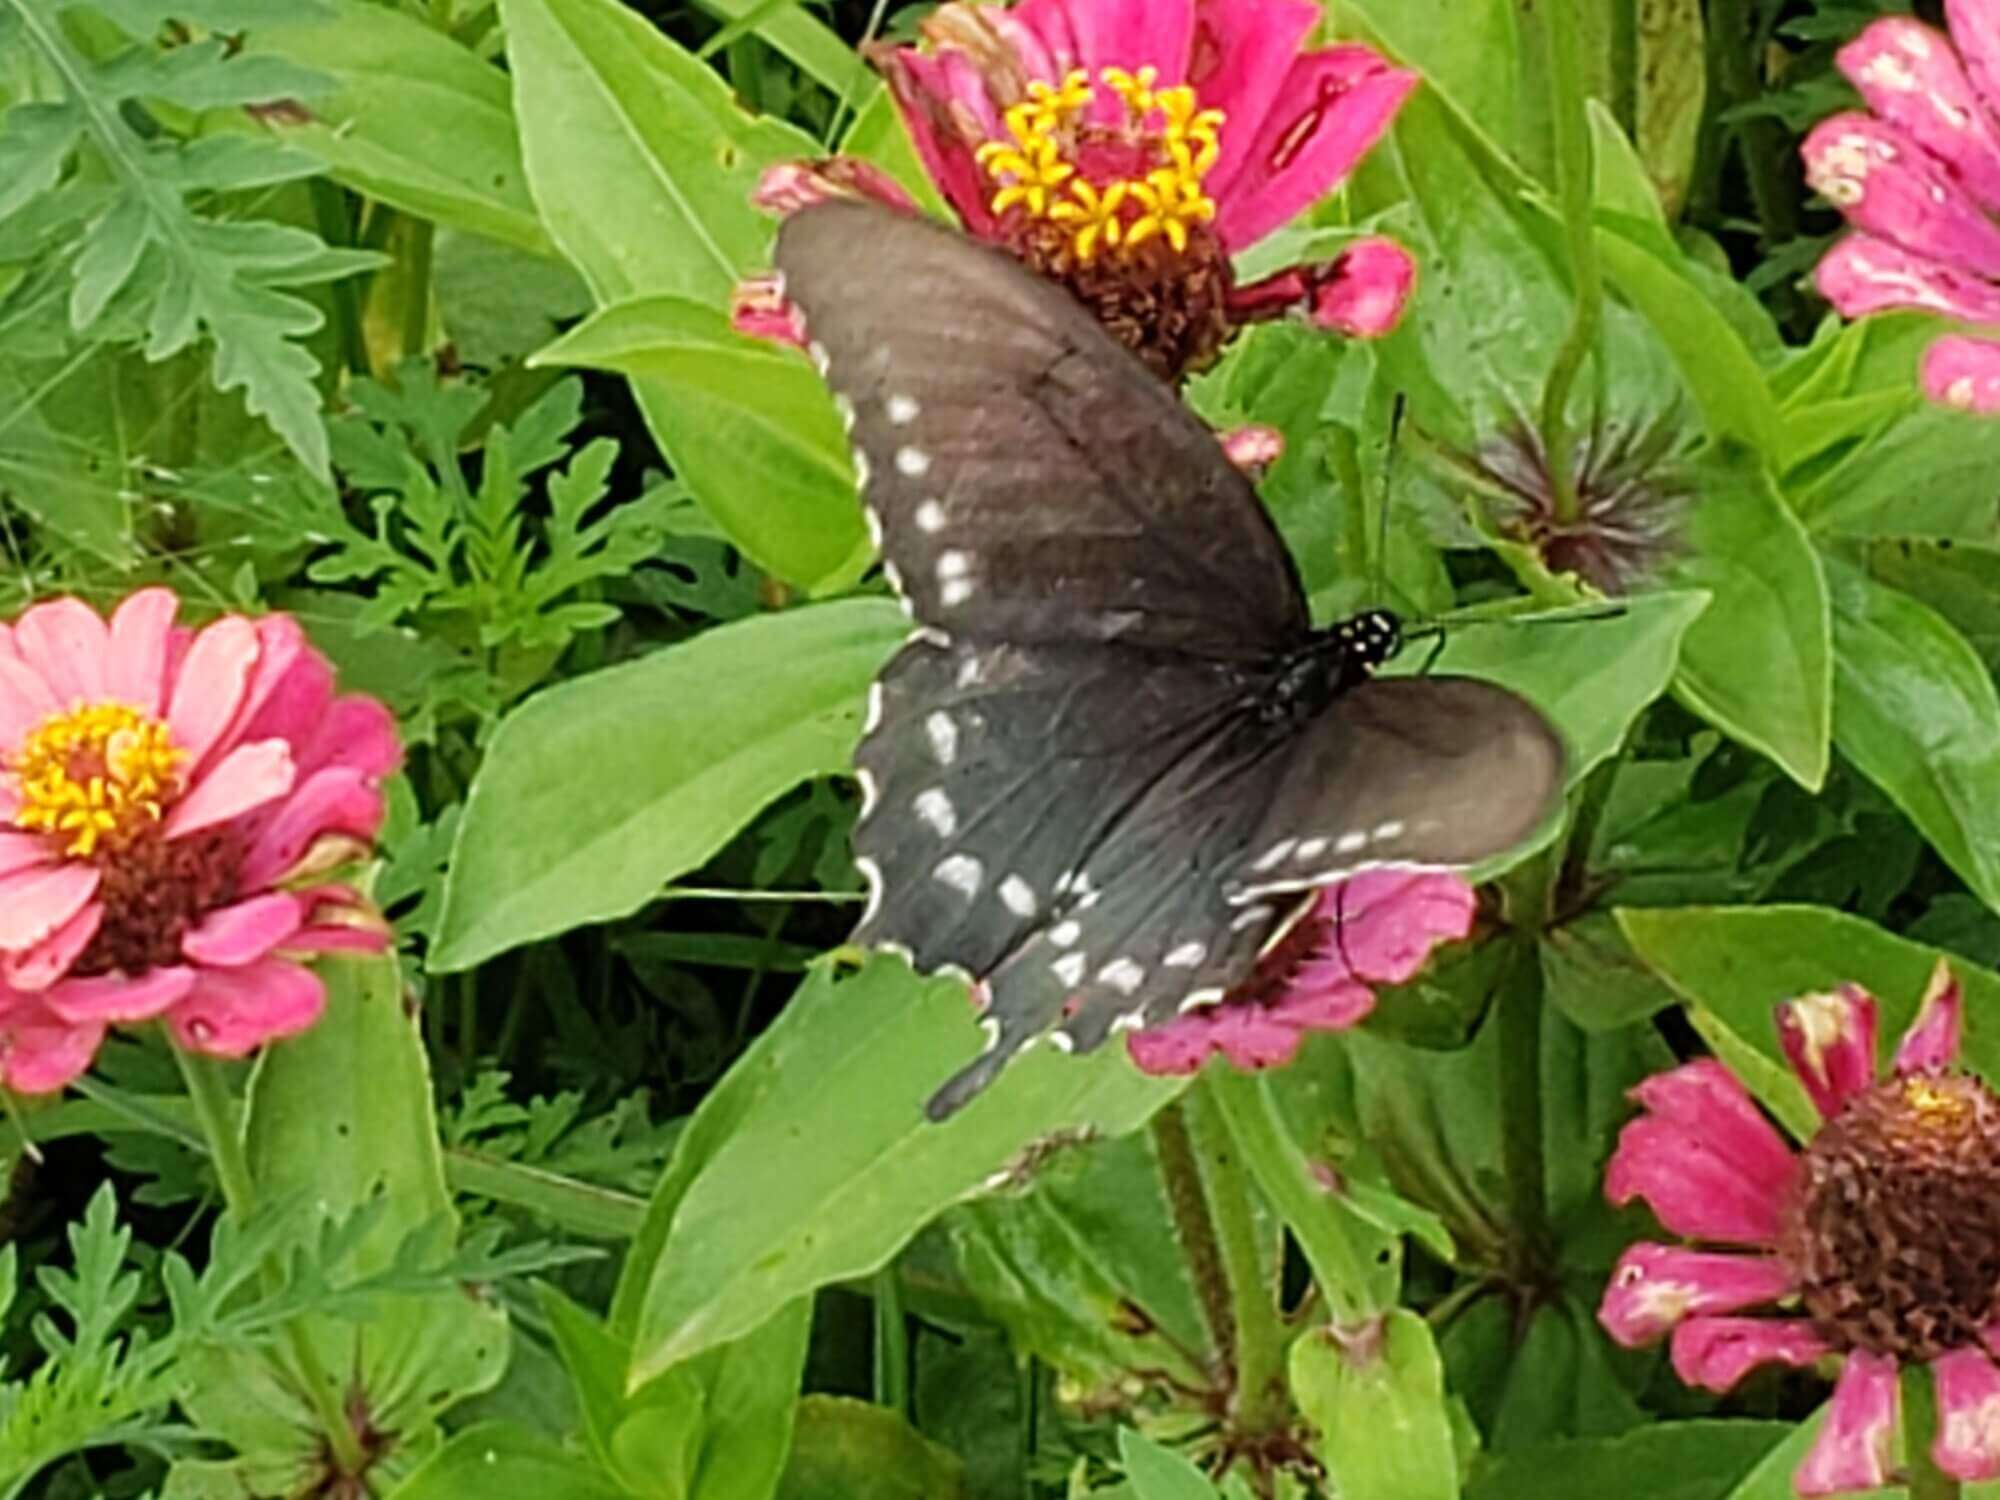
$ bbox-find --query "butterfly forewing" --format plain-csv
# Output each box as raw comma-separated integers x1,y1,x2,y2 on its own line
1226,678,1567,901
774,202,1308,657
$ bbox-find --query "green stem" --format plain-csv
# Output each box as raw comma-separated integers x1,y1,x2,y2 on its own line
1536,0,1604,527
175,1050,373,1486
1903,1363,1962,1500
872,1267,910,1417
401,217,434,360
1184,1077,1289,1436
1150,1101,1234,1376
1493,953,1552,1279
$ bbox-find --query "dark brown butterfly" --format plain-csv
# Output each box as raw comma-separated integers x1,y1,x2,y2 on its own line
776,201,1564,1120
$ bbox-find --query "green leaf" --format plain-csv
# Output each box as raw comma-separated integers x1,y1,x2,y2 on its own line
1593,227,1782,458
689,0,874,101
628,957,1186,1383
532,297,866,593
1468,1421,1789,1500
838,88,951,220
1118,1430,1222,1500
1291,1311,1459,1500
388,1421,629,1499
776,1396,967,1500
1663,453,1831,789
432,599,905,972
1855,537,2000,672
240,0,552,256
1826,556,2000,912
1720,1411,1904,1500
1633,0,1706,220
1618,905,2000,1116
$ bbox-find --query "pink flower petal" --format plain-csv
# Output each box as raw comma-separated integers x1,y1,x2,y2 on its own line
1814,232,2000,322
1185,0,1320,193
1923,334,2000,414
1333,870,1478,986
1803,112,2000,278
43,965,197,1024
181,892,304,968
1219,424,1284,477
0,645,57,747
730,274,811,351
996,0,1083,81
877,48,1005,237
1212,46,1417,250
1896,959,1963,1075
0,832,55,880
1598,1243,1797,1347
1267,972,1376,1030
1311,236,1418,338
1796,1350,1901,1497
1934,1346,2000,1481
1777,984,1880,1119
211,615,309,763
1839,19,2000,216
1605,1060,1798,1246
164,739,295,840
165,958,325,1057
13,597,109,708
239,767,385,889
1,900,100,992
1670,1316,1836,1393
1066,0,1192,92
0,1000,103,1093
753,157,920,218
294,695,401,781
0,863,99,952
105,588,177,715
166,615,261,774
284,924,390,957
1949,0,2000,129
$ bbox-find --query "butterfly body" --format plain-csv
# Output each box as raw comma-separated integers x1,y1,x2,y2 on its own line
774,202,1565,1120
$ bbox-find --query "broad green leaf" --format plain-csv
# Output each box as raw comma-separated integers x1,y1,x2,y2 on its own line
1118,1430,1222,1500
502,0,866,588
1587,103,1673,256
1856,537,2000,670
1617,905,2000,1095
388,1421,627,1499
1291,1311,1458,1500
1826,557,2000,912
1467,1421,1790,1500
838,88,951,220
776,1396,967,1500
533,298,867,596
691,0,874,101
432,599,904,972
1663,454,1830,789
1486,1296,1647,1449
1539,911,1678,1031
240,1,551,256
186,954,508,1489
1594,228,1782,458
944,1130,1213,1391
629,957,1186,1383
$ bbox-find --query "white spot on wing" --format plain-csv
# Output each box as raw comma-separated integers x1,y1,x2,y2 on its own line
1000,874,1037,917
808,340,829,374
1373,819,1406,841
1336,832,1367,855
933,853,983,898
857,856,883,925
1295,837,1329,860
1099,957,1144,994
1253,838,1297,872
862,506,883,548
886,393,921,425
926,710,959,765
941,578,976,606
1052,951,1087,985
937,549,971,579
850,445,871,490
864,682,885,734
955,654,984,689
1179,986,1224,1013
1164,941,1206,968
856,768,879,817
1112,1009,1147,1033
1231,905,1272,932
832,392,856,432
1049,920,1081,947
896,445,932,477
1047,1029,1076,1053
914,787,957,837
916,499,947,533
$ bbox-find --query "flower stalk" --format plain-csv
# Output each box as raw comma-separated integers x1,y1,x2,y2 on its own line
1536,0,1605,527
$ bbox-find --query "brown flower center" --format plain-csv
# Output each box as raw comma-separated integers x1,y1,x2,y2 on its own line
1781,1071,2000,1360
71,826,240,977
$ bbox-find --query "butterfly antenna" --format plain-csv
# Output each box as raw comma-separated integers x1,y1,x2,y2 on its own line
1332,880,1359,978
1371,394,1406,608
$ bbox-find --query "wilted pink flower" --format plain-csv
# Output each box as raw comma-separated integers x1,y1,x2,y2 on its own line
1599,961,2000,1494
1804,7,2000,414
1126,869,1474,1075
746,0,1417,380
729,272,811,350
1218,423,1284,478
0,591,399,1092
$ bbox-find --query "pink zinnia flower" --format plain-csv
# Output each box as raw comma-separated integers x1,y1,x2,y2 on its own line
1804,6,2000,413
1599,961,2000,1494
739,0,1418,380
0,590,400,1092
1126,869,1474,1075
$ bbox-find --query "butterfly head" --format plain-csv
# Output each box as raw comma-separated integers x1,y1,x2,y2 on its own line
1337,609,1403,670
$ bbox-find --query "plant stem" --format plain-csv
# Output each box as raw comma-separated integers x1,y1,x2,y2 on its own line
175,1050,373,1485
1151,1101,1234,1376
401,217,434,360
872,1266,910,1417
1536,0,1604,527
1493,952,1552,1279
1184,1077,1290,1435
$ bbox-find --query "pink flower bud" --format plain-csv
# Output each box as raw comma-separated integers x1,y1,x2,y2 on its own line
751,157,920,218
1311,236,1417,338
1219,425,1284,478
729,273,810,351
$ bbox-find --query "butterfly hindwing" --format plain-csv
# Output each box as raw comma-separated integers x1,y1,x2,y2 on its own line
1226,677,1567,901
773,201,1309,657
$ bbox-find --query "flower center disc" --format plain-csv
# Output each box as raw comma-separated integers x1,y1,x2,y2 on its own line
12,703,181,857
975,66,1235,379
1782,1072,2000,1360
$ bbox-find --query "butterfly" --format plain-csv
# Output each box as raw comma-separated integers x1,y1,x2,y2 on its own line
774,200,1566,1121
